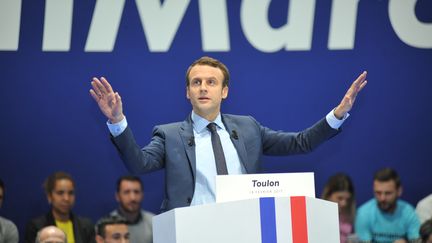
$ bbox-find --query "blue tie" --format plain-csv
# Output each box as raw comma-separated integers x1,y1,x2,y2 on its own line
207,123,228,175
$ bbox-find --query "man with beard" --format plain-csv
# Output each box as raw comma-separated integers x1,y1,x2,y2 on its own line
355,168,421,243
25,171,95,243
109,176,154,243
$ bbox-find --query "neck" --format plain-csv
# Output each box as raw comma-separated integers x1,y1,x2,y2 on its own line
118,206,140,223
194,109,220,122
52,209,70,222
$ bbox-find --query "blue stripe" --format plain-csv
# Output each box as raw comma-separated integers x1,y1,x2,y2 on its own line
260,197,277,243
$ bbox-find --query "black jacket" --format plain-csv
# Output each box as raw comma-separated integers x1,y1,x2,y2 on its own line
25,211,95,243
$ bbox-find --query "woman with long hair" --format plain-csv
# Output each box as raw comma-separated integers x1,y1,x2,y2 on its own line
322,173,356,243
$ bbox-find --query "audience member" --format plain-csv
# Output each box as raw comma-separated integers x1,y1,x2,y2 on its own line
417,194,432,224
355,167,421,243
25,171,95,243
109,176,154,243
420,219,432,243
95,215,129,243
0,178,19,243
321,173,356,243
35,226,66,243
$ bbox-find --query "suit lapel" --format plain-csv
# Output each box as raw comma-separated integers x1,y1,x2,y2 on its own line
222,115,250,173
179,116,196,180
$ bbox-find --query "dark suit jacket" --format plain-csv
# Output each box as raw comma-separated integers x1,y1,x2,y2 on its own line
25,211,95,243
111,114,339,212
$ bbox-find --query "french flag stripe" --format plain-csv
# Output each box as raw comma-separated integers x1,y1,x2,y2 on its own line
260,197,278,243
291,196,309,243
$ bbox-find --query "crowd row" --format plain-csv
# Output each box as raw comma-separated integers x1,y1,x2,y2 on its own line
1,167,431,243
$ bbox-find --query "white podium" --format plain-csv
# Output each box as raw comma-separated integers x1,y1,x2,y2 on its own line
153,196,340,243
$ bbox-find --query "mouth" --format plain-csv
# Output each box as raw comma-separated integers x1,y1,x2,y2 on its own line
198,97,210,102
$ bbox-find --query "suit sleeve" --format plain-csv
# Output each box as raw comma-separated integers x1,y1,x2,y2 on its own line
256,117,340,155
111,125,166,174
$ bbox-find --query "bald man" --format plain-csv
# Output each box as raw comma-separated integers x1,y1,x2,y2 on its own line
35,226,67,243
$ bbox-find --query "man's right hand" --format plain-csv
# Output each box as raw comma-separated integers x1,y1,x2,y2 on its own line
90,77,125,124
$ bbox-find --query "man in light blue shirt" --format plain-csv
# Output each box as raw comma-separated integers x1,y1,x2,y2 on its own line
90,56,367,211
355,168,421,243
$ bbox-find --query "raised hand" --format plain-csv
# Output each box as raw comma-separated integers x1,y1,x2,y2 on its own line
334,71,368,119
90,77,125,123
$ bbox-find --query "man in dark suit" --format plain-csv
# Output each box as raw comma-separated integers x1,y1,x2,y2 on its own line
90,56,367,212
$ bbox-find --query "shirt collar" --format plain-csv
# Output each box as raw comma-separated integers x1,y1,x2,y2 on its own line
191,111,226,134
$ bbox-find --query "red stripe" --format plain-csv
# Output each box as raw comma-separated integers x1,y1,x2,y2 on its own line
291,196,308,243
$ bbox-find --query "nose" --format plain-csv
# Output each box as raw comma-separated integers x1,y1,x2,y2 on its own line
199,82,208,91
63,194,71,202
130,193,138,201
339,199,347,208
377,193,386,202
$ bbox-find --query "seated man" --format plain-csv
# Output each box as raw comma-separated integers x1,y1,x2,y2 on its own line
0,178,19,243
355,167,421,243
109,176,154,243
35,226,66,243
95,215,129,243
25,171,95,243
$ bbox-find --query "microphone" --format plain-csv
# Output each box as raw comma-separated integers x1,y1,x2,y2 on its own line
188,136,195,146
231,130,238,140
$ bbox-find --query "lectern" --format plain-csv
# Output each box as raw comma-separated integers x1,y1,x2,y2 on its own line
153,196,339,243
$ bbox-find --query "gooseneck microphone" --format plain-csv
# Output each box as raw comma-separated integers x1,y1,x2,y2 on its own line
188,136,195,146
231,130,239,140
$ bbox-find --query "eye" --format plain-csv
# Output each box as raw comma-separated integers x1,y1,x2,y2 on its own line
208,79,216,86
191,79,201,86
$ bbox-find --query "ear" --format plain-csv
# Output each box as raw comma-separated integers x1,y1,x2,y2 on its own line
222,86,229,99
115,192,120,202
47,193,52,204
186,87,190,100
397,186,403,197
95,235,104,243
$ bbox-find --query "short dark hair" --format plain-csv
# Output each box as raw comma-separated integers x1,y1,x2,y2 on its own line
44,171,75,195
95,215,128,237
185,56,230,88
116,175,143,192
420,219,432,243
373,167,401,188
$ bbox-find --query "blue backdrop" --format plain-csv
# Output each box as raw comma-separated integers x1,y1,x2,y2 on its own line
1,0,431,241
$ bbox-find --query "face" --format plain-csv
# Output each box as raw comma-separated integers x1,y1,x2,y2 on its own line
48,179,75,216
373,180,401,212
116,180,143,213
186,65,228,121
328,190,351,212
39,226,67,243
96,224,129,243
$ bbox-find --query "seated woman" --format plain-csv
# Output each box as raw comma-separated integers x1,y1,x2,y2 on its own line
321,173,356,243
